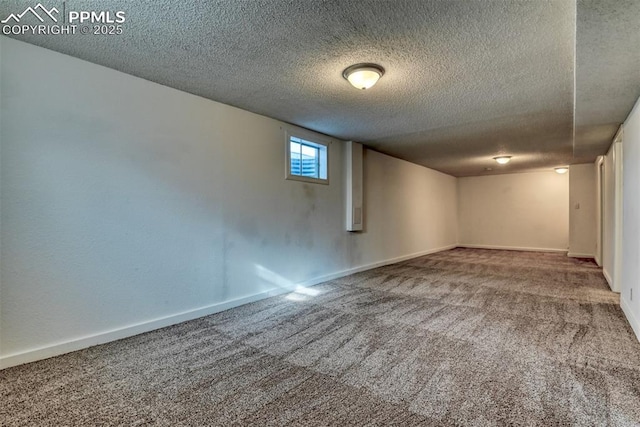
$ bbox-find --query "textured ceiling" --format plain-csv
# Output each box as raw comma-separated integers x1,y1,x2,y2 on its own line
2,0,638,176
575,0,640,163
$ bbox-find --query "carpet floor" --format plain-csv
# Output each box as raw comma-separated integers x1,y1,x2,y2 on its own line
2,248,640,426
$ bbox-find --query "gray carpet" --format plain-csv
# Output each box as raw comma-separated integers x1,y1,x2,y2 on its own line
2,248,640,426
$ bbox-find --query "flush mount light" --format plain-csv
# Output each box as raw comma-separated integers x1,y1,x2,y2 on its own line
343,63,385,90
554,167,569,174
493,156,512,165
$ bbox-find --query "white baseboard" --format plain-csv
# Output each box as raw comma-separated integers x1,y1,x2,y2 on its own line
458,244,567,253
0,290,288,370
602,268,616,292
567,252,595,259
299,243,458,286
0,243,457,370
621,297,640,343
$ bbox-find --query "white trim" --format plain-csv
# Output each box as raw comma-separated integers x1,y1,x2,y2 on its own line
602,268,615,291
0,292,281,370
0,243,457,370
458,244,567,253
595,156,604,267
284,126,331,185
297,244,458,286
613,125,623,144
567,252,595,259
613,140,623,293
621,298,640,343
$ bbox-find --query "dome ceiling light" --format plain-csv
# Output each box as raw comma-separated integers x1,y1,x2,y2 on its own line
343,63,385,90
493,156,512,165
555,167,569,174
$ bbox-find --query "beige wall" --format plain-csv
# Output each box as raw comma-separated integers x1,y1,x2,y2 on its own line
457,171,569,251
568,163,597,257
360,149,458,266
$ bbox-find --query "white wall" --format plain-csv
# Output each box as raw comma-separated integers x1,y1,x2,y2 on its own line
621,96,640,341
602,141,621,290
359,149,458,264
602,146,615,284
457,171,569,252
568,163,597,258
0,37,458,368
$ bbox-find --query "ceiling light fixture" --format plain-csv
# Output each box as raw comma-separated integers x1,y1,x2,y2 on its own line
343,63,385,90
554,167,569,174
493,156,512,165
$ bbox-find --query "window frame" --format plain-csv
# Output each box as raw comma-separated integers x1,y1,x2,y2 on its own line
285,128,330,185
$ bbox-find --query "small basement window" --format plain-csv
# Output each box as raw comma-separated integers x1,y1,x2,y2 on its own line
286,134,329,184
